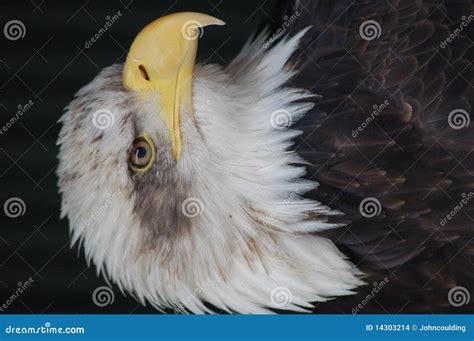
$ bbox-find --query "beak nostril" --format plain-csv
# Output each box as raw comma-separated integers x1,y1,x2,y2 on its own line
138,64,150,81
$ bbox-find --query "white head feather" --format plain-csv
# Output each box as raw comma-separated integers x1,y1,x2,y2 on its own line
57,29,363,313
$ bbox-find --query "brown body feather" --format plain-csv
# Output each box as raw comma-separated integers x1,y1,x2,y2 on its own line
264,0,473,313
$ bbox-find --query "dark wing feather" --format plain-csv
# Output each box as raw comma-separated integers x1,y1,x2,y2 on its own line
266,0,473,313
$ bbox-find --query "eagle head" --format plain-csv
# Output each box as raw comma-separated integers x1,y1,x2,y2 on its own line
57,12,363,313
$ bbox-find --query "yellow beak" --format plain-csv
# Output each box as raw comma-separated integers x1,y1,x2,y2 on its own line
122,12,225,160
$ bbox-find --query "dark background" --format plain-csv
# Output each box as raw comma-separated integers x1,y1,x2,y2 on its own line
0,0,278,313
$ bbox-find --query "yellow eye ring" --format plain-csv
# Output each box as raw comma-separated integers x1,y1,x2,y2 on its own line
129,133,155,172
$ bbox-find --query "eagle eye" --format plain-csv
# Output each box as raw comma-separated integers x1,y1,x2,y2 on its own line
129,135,154,172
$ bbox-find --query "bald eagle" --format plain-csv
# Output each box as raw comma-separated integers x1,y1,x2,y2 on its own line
57,0,473,313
